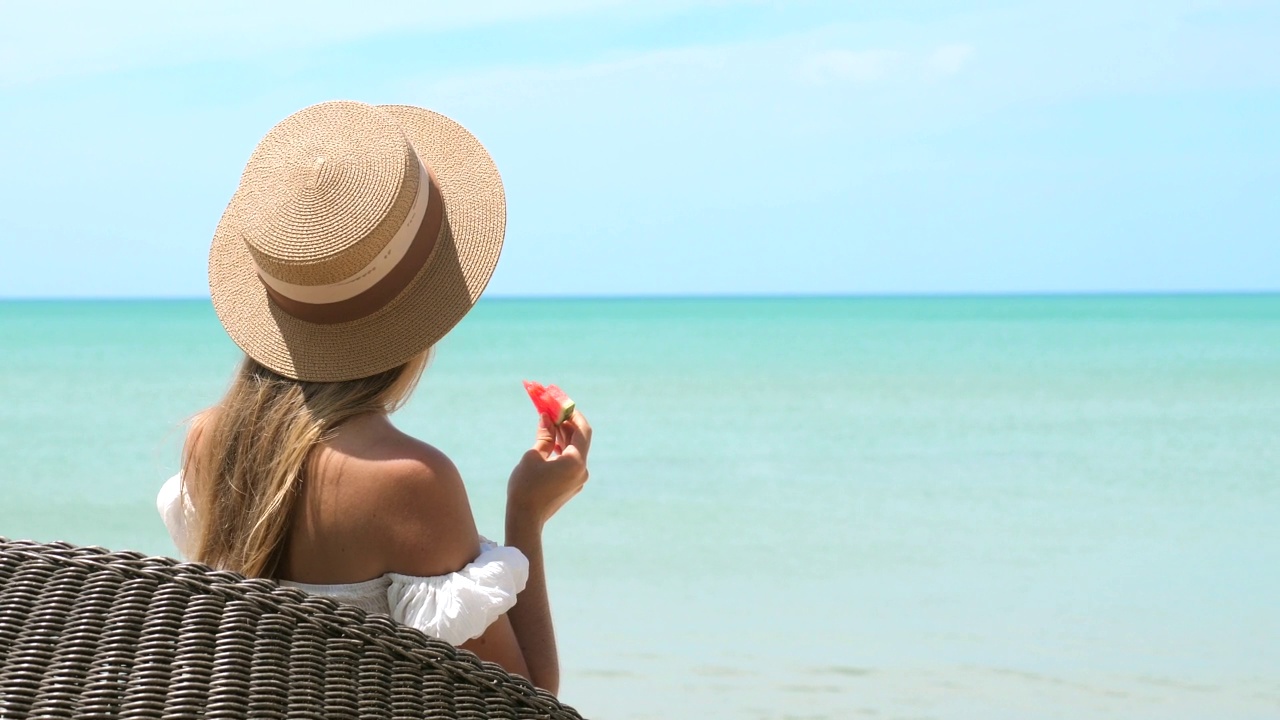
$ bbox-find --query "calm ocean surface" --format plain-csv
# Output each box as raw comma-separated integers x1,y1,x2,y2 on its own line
1,295,1277,719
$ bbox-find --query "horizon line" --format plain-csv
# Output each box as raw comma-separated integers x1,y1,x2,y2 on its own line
1,289,1278,303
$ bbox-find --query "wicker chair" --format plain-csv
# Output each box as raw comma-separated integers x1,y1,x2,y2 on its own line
0,538,585,719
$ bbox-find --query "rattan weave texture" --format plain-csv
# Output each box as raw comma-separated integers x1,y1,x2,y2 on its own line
0,538,585,719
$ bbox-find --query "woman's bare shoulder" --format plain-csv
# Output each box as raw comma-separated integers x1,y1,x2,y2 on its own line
319,419,482,577
325,419,465,502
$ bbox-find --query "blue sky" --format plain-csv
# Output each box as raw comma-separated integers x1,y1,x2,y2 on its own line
0,0,1276,297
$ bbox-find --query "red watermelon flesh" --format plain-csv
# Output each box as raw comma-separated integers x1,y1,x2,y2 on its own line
522,380,576,424
521,380,549,415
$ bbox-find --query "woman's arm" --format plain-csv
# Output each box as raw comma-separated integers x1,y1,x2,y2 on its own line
459,615,529,680
502,412,592,696
369,440,530,680
504,514,555,692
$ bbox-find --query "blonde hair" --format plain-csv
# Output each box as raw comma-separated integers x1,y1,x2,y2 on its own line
182,350,430,578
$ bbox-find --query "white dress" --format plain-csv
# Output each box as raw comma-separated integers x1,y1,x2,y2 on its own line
156,474,528,646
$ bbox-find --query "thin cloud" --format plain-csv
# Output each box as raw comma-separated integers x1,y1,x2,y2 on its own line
801,44,974,85
0,0,755,88
927,43,974,77
804,49,903,84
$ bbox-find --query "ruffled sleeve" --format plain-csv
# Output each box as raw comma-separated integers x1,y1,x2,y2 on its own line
156,473,195,561
386,539,529,646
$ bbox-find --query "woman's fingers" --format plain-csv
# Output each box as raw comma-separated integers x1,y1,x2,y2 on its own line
563,410,592,459
531,413,556,458
534,409,591,461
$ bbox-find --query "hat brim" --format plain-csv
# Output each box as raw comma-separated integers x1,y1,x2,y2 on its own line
209,105,506,382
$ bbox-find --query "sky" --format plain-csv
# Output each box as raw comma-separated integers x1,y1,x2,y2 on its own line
0,0,1277,298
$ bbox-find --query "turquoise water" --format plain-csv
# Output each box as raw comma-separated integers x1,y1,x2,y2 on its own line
1,296,1278,719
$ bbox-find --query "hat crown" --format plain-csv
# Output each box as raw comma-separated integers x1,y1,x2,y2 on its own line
209,100,506,382
235,101,421,287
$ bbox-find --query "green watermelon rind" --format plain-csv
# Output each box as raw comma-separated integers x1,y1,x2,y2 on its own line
541,384,576,424
551,400,576,424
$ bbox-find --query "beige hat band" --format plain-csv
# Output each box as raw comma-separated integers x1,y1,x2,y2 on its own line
255,160,431,305
259,164,445,325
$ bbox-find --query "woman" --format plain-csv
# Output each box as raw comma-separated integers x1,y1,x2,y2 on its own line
157,101,589,696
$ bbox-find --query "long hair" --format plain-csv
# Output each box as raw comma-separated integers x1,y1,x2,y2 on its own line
181,350,430,578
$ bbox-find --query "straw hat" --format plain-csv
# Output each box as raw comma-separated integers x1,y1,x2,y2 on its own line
208,101,505,382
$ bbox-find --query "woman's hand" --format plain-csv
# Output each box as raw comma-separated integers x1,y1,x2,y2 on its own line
506,410,592,530
502,411,590,695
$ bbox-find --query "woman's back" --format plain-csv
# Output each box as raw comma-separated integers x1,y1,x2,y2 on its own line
169,405,539,662
274,412,480,586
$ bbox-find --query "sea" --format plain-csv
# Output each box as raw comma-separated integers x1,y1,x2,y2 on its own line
0,295,1277,720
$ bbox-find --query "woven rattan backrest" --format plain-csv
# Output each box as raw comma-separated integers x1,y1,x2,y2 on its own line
0,538,585,719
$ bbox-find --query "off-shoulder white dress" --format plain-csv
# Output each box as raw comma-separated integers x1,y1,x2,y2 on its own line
157,474,528,646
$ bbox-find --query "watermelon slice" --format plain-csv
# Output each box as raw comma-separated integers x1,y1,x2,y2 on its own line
522,380,576,424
